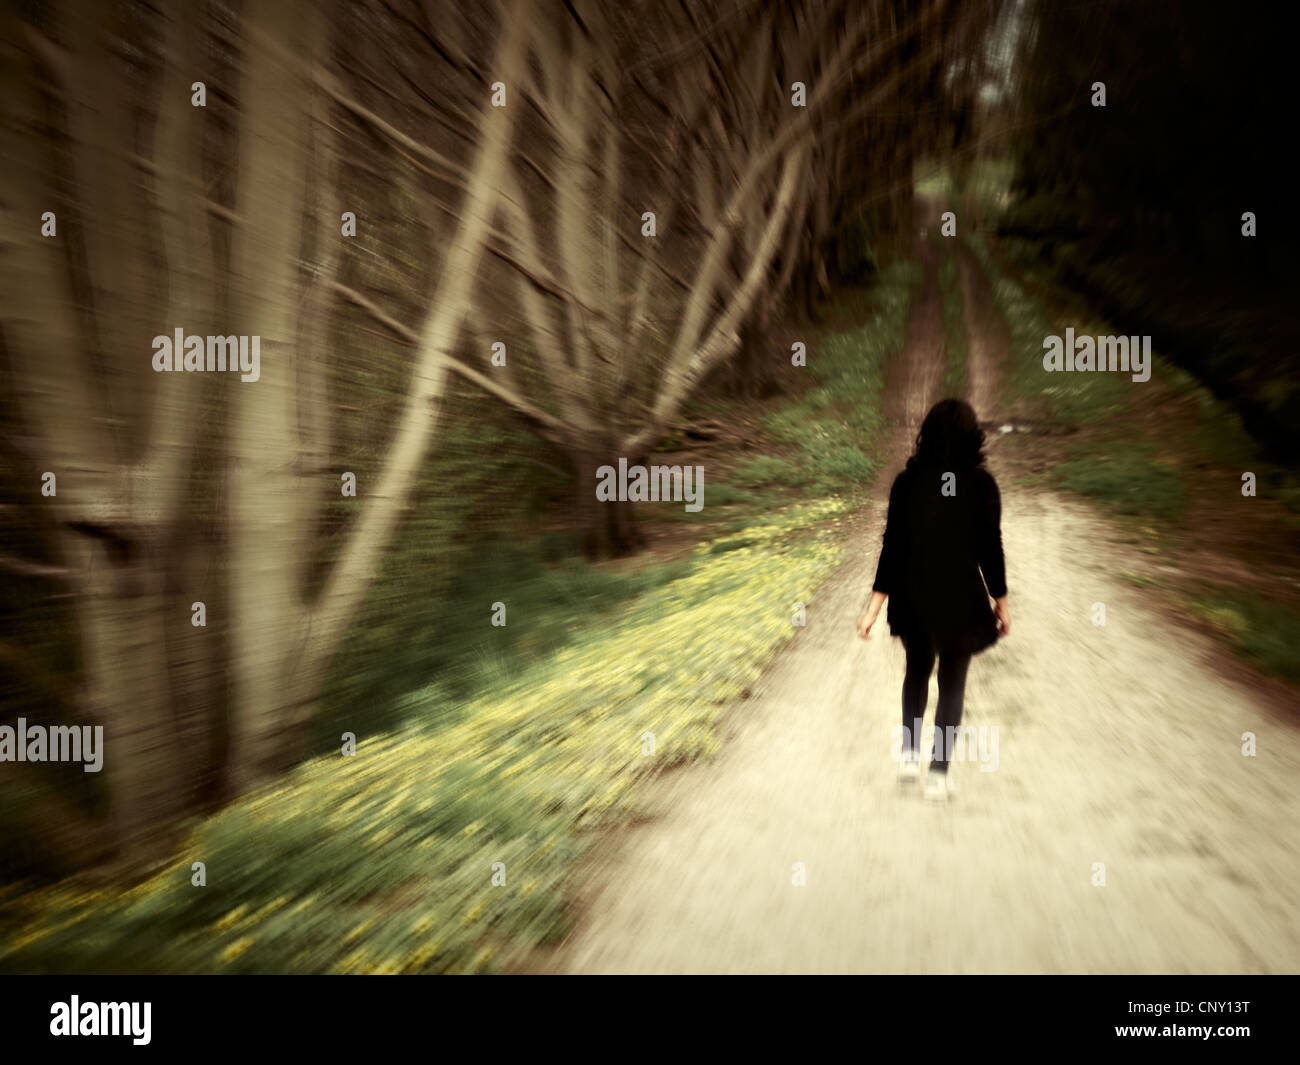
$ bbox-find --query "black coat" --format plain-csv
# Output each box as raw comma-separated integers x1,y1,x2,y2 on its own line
871,461,1007,655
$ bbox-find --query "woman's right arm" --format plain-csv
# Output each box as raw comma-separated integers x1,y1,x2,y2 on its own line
860,475,903,639
858,590,887,639
872,473,904,595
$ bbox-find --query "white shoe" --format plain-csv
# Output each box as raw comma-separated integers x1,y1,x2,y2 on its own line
897,751,921,784
924,769,951,802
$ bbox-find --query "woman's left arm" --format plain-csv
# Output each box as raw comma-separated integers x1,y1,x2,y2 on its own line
978,472,1008,600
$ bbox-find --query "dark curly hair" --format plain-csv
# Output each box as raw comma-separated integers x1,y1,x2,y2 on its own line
905,398,985,471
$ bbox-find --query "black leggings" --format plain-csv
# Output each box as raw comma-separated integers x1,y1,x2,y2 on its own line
901,635,971,771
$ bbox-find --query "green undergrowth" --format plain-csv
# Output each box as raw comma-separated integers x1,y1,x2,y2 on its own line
1182,584,1300,686
966,231,1138,428
730,260,919,502
969,231,1197,522
0,499,850,974
968,230,1300,522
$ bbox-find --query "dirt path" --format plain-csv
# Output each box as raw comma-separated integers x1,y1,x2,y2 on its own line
555,214,1300,974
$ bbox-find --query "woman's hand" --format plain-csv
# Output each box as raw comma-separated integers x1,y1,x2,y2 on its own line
858,591,887,640
994,595,1010,637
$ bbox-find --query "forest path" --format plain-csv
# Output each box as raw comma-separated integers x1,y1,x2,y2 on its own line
554,206,1300,974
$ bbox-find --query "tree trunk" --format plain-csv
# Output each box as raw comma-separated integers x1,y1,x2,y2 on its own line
226,0,321,787
63,529,188,867
575,445,643,559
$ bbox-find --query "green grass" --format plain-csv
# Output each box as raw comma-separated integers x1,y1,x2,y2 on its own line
965,231,1136,426
914,160,953,199
731,454,813,489
312,539,699,751
1183,585,1300,685
703,260,917,513
1054,447,1186,521
759,261,917,493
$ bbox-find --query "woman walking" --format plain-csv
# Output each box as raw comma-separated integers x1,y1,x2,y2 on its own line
856,399,1009,801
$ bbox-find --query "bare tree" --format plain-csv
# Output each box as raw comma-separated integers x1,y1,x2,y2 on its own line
0,0,536,869
471,0,964,554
